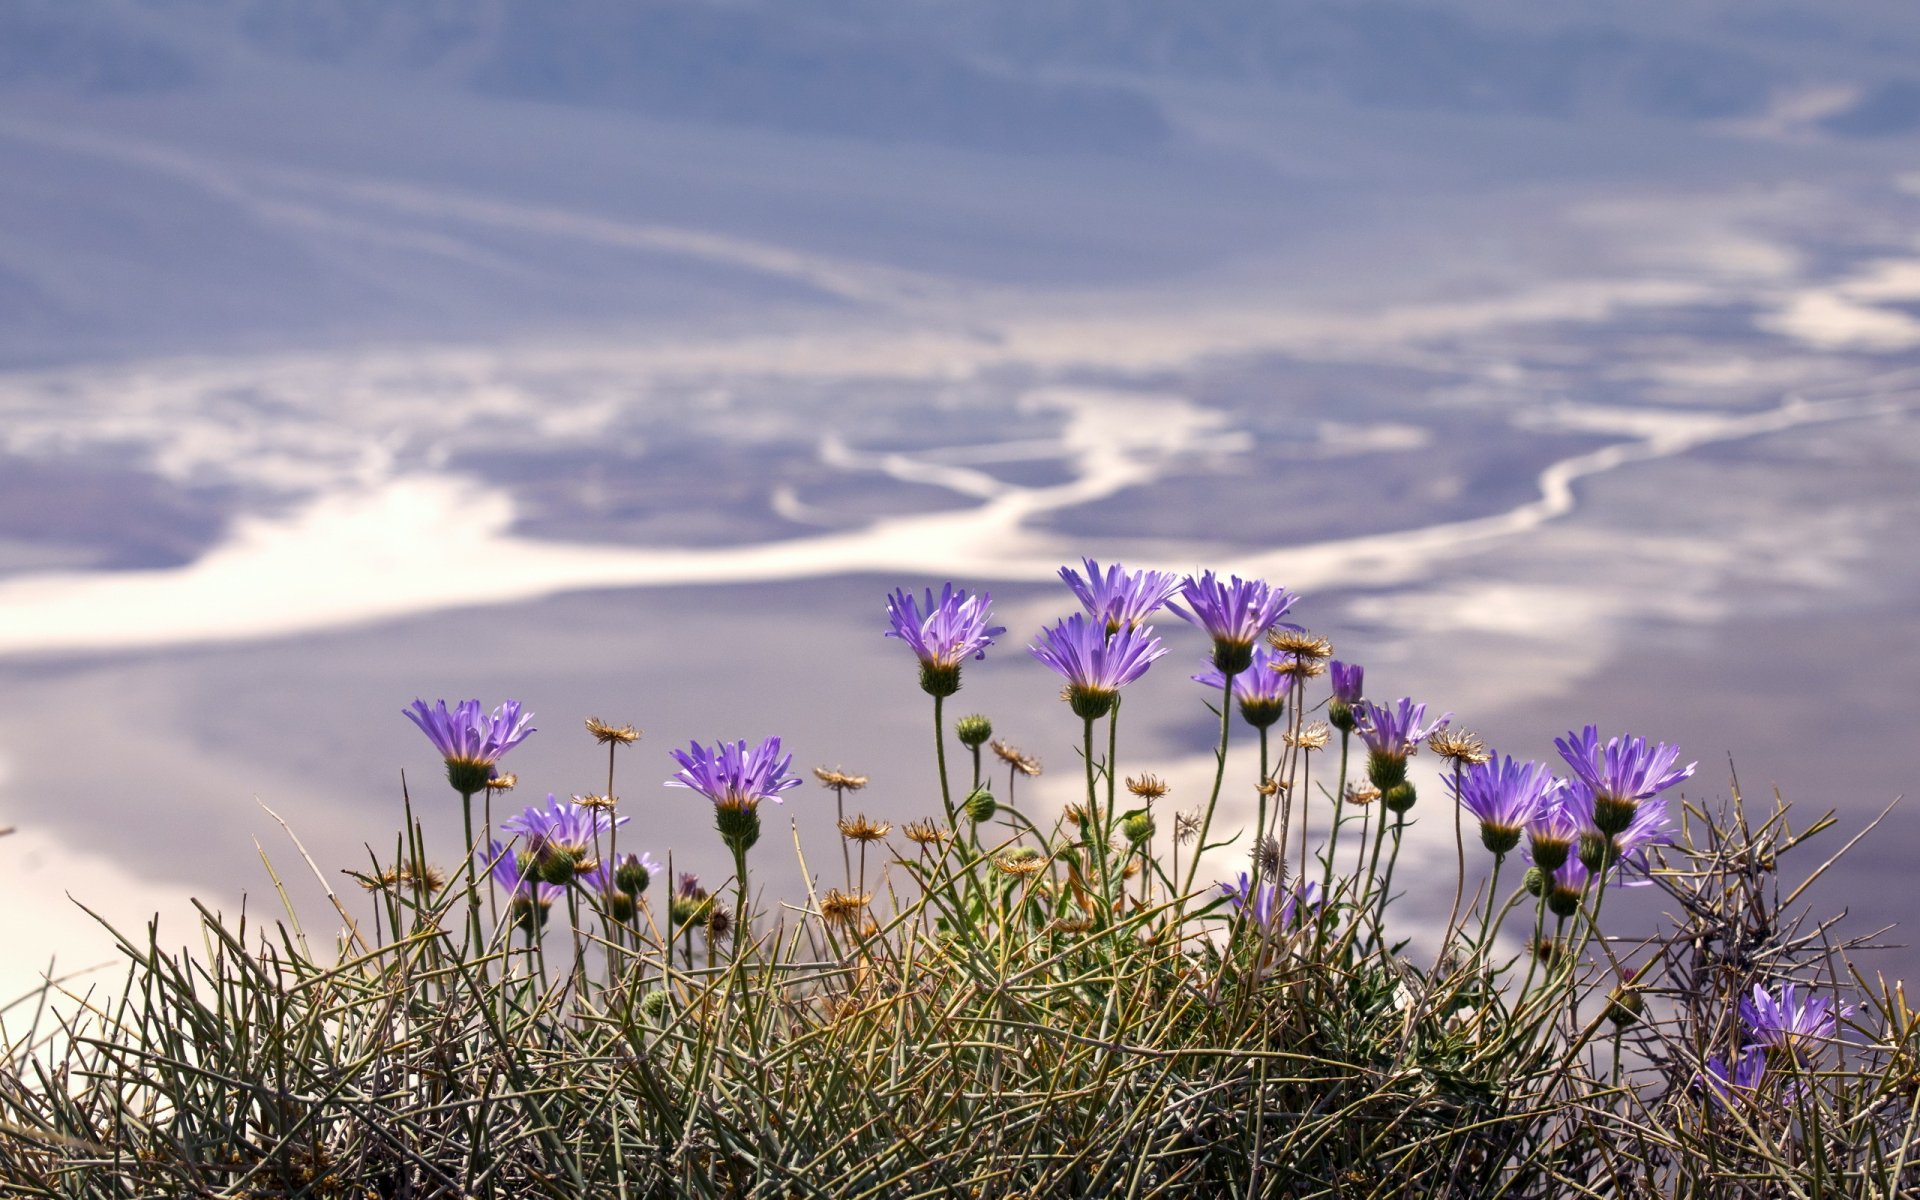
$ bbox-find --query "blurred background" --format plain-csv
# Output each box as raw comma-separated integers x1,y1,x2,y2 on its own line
3,0,1918,998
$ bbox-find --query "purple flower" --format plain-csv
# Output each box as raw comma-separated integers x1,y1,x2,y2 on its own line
1329,661,1364,705
1740,984,1847,1060
1169,571,1299,674
1542,854,1598,918
1060,558,1183,634
885,583,1006,697
1553,726,1695,836
1030,613,1168,720
1193,644,1293,728
480,840,564,932
502,794,625,884
404,698,535,793
1449,756,1565,856
1220,872,1323,930
667,737,802,813
1565,782,1673,879
1697,1047,1767,1109
1357,697,1450,797
582,850,660,896
1524,796,1582,874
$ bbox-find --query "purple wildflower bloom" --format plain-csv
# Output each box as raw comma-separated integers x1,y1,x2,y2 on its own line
1169,571,1299,674
1449,756,1565,856
1697,1047,1767,1109
1358,697,1450,760
1060,558,1183,634
1193,644,1293,728
1740,984,1847,1060
582,851,661,896
1553,726,1696,836
404,698,535,792
885,583,1006,697
501,794,625,883
480,841,565,906
1524,795,1582,873
667,737,802,812
1329,661,1364,705
1566,781,1674,880
1542,854,1598,918
1031,613,1168,720
1220,872,1323,930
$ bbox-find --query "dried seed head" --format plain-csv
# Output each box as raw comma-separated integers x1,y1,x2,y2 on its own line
1268,628,1334,660
1173,809,1203,846
837,814,891,842
706,907,733,941
1125,773,1170,800
819,889,870,927
989,739,1042,777
1345,782,1382,807
1429,728,1491,766
1255,835,1285,883
585,717,641,746
1047,916,1094,935
574,792,618,810
1285,722,1331,751
815,766,870,792
357,864,446,893
994,849,1049,876
1062,803,1089,828
1269,655,1327,680
485,772,518,793
903,819,951,847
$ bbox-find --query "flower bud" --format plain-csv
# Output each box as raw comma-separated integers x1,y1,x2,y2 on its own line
955,714,993,748
1121,811,1156,846
1382,782,1417,814
1328,699,1356,733
1605,985,1645,1028
963,784,998,823
614,856,651,897
1523,866,1544,897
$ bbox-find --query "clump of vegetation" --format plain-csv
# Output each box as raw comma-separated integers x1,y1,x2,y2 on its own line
2,561,1912,1197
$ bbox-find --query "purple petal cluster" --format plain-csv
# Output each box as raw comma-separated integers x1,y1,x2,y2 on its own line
1220,872,1323,930
502,794,625,855
480,841,565,905
404,698,535,767
1060,558,1183,634
1554,726,1696,805
1697,1047,1767,1109
1031,613,1168,718
1450,755,1565,855
1169,571,1298,670
667,737,802,812
884,583,1006,669
1328,660,1364,705
581,850,662,896
1193,644,1293,727
1357,697,1451,760
1740,983,1847,1059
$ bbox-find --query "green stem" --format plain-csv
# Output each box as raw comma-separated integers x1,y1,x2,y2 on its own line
1323,729,1350,899
1180,673,1238,904
1084,715,1109,922
460,789,482,959
933,694,955,828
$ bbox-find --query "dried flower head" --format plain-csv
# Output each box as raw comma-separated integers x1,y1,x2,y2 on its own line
706,907,733,941
1062,803,1089,828
485,772,518,793
815,767,870,792
1429,728,1492,766
1286,722,1331,751
1255,835,1285,883
1268,654,1327,680
819,889,871,927
585,717,640,746
989,740,1042,776
1173,808,1203,846
837,814,891,842
1268,628,1334,660
902,819,951,847
1126,773,1170,800
994,849,1049,876
573,792,618,810
1346,782,1382,807
1047,916,1095,935
357,864,445,893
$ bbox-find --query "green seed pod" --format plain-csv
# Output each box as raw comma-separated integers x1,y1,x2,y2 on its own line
955,714,993,749
1121,811,1156,846
1382,782,1417,814
963,784,998,823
